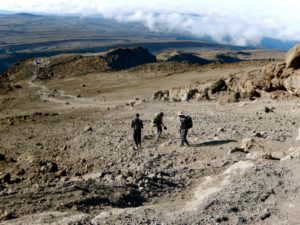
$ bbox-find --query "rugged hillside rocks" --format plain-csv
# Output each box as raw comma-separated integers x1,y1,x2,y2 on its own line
285,43,300,69
157,50,212,65
0,74,11,93
1,47,157,81
104,47,156,70
153,43,300,102
216,53,241,63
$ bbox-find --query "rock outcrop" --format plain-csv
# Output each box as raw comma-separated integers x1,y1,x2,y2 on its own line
105,47,156,70
157,51,211,65
2,47,157,81
285,43,300,69
216,53,241,63
0,74,12,93
154,43,300,102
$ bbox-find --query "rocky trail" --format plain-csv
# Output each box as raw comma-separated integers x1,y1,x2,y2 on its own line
2,92,300,224
27,75,131,110
1,45,300,224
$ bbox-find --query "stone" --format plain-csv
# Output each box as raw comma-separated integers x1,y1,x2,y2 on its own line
296,127,300,141
0,153,5,161
228,147,249,154
152,90,169,100
281,147,300,160
0,211,15,220
210,79,227,94
246,152,279,160
241,138,254,150
60,145,68,151
0,173,11,183
260,211,271,221
264,106,274,113
47,161,59,173
17,169,25,176
252,131,267,138
217,127,225,133
55,169,67,178
218,92,240,103
84,126,93,132
285,43,300,69
283,70,300,96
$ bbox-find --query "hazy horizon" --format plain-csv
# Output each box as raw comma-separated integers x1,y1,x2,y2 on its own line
0,0,299,48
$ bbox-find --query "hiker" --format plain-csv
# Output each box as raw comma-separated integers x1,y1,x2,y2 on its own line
152,112,167,140
178,111,193,147
131,113,143,149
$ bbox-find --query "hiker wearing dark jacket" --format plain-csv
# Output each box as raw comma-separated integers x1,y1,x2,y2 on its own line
131,113,143,149
178,111,192,147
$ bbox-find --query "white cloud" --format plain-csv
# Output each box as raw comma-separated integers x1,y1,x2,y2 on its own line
1,0,300,46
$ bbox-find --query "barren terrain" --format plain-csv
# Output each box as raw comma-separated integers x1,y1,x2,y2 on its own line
2,48,300,225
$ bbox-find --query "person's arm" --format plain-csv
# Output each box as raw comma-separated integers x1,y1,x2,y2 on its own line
141,120,144,129
162,118,167,128
131,120,134,128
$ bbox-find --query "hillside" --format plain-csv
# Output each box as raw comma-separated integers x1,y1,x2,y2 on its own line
3,41,300,224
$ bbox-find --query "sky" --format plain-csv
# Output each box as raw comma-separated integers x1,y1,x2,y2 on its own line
0,0,299,46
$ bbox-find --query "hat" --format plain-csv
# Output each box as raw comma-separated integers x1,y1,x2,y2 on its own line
177,111,185,116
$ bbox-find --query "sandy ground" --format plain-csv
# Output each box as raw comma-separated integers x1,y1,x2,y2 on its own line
1,60,300,225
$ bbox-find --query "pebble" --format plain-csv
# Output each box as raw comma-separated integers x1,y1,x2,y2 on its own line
84,126,93,132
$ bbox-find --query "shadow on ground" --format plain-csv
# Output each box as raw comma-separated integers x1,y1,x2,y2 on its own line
192,139,237,147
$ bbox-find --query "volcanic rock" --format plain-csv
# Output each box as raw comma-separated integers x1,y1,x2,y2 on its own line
285,43,300,69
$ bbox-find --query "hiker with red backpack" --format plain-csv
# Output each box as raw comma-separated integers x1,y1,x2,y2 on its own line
178,111,193,147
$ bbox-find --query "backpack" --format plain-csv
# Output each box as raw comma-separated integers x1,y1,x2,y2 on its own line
133,118,143,130
185,115,193,129
152,114,161,126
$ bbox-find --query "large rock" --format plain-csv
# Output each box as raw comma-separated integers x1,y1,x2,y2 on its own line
152,90,169,100
283,70,300,96
169,87,200,102
285,43,300,69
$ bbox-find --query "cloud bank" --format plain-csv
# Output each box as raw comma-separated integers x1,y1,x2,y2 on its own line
1,0,300,46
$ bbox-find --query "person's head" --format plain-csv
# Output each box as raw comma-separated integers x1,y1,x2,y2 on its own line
160,112,164,117
136,113,140,118
177,111,186,118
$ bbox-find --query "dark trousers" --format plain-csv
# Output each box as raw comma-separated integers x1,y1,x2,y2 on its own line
180,128,190,146
156,125,163,138
133,130,142,147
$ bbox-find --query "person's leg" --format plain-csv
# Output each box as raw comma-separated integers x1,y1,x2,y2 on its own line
180,129,184,146
157,126,162,140
133,131,139,148
137,130,142,148
184,129,190,146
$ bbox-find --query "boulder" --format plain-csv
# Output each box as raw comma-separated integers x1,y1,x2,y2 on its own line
218,92,240,103
285,43,300,69
283,70,300,96
210,79,227,94
246,152,278,160
152,90,169,100
281,147,300,160
0,153,5,161
84,126,93,132
169,87,199,102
